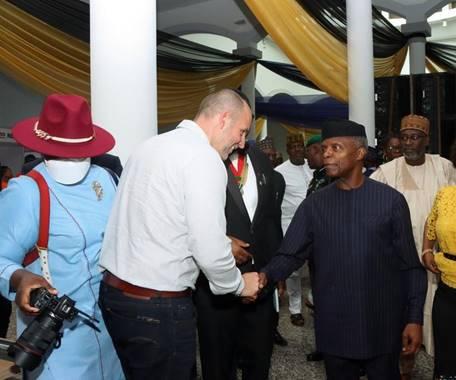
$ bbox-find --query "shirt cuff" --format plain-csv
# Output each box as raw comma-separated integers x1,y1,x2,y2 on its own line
406,308,424,325
234,276,245,296
262,266,278,285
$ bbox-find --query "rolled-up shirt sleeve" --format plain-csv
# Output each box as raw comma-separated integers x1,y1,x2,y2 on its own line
0,177,39,299
184,150,244,296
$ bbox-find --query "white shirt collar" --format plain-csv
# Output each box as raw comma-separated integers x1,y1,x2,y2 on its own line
176,120,210,144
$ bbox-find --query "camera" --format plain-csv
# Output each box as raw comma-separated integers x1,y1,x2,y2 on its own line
7,287,99,371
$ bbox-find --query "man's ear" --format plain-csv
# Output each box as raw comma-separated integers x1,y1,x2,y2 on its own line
218,111,229,130
356,147,367,162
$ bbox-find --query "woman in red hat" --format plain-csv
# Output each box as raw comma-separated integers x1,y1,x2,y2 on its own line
0,94,124,379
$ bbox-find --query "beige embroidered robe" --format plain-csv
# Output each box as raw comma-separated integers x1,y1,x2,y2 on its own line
371,154,456,356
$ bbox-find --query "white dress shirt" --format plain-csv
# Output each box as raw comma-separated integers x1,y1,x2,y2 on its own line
100,120,244,295
275,159,313,233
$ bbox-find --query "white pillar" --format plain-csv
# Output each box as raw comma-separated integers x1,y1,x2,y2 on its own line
90,0,157,164
233,46,262,141
240,68,257,140
346,0,376,146
409,36,426,74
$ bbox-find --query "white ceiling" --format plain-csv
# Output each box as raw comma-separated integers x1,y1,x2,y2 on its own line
157,0,266,46
156,0,453,41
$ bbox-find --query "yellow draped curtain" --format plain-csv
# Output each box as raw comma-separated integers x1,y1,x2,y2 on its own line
280,123,320,143
157,63,254,126
0,0,90,98
425,58,445,73
255,117,266,139
0,1,254,127
245,0,407,103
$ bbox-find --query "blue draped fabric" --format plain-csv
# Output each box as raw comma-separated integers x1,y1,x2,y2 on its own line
255,95,348,128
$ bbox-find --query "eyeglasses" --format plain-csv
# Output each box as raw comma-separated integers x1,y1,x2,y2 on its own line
400,134,425,142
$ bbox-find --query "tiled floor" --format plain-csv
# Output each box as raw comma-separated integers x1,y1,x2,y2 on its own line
267,298,433,379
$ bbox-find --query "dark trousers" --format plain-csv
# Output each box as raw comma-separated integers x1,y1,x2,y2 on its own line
194,278,275,380
324,353,400,380
99,282,196,380
433,281,456,378
0,295,11,338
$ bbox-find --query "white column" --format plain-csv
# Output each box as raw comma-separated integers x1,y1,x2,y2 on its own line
409,36,426,74
90,0,157,164
346,0,376,146
240,67,257,140
233,46,262,141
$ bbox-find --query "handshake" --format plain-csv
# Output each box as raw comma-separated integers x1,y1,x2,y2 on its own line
239,272,268,302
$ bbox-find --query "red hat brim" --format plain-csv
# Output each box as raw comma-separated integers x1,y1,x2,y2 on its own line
12,117,115,158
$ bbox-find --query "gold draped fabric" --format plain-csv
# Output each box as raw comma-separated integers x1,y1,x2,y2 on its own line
426,58,445,73
245,0,407,103
255,117,266,139
157,63,254,126
280,123,320,143
0,0,90,98
0,1,254,127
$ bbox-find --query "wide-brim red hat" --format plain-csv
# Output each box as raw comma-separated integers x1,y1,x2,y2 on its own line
12,94,115,158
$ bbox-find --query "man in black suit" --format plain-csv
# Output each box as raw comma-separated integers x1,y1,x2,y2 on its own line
194,142,282,380
257,136,288,347
259,120,427,380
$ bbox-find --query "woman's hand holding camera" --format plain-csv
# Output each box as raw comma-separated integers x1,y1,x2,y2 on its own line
10,269,57,315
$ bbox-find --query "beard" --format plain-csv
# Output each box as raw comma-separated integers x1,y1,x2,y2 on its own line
403,150,423,162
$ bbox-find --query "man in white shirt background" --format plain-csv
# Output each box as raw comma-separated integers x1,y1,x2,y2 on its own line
275,133,313,327
98,89,261,380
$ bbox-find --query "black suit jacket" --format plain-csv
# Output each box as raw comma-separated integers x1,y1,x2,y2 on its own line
225,145,282,273
272,170,285,239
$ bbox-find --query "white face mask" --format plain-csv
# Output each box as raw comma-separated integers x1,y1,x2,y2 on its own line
44,158,91,185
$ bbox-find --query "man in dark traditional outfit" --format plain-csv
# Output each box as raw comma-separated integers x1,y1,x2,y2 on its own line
259,120,427,380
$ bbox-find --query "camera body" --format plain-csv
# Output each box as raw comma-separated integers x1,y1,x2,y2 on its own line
30,287,77,321
8,288,78,371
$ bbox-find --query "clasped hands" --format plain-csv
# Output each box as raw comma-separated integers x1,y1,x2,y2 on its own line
239,271,269,303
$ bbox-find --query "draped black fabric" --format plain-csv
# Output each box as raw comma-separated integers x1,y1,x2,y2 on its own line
258,60,319,90
7,0,90,42
296,0,407,58
6,0,253,71
426,42,456,72
156,33,252,71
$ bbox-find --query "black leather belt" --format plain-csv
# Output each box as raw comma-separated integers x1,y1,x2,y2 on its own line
443,252,456,261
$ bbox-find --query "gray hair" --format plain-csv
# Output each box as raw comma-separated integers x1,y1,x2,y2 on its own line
352,136,368,150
